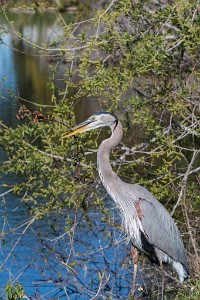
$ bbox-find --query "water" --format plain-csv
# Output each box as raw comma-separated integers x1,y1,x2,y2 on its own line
0,11,63,297
0,10,134,299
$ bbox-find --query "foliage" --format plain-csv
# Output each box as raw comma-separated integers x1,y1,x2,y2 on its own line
174,279,200,300
0,0,199,299
4,281,24,300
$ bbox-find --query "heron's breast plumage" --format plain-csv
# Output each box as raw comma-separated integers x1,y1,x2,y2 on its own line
102,176,144,250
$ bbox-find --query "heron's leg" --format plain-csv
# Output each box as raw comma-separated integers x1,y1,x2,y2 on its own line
159,260,165,300
131,245,140,295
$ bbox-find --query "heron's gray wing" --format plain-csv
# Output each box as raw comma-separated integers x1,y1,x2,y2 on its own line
138,197,187,266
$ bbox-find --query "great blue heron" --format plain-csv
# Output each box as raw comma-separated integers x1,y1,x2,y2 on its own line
63,111,189,296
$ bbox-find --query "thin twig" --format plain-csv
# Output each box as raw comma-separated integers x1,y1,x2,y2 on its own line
0,188,15,198
171,150,199,216
0,214,39,270
95,0,117,40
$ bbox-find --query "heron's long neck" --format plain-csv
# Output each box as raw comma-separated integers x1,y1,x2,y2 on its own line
97,121,141,246
97,121,123,186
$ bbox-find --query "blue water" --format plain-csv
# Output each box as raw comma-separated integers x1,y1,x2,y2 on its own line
0,186,132,298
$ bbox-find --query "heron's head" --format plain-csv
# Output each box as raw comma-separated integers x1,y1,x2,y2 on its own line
62,111,118,138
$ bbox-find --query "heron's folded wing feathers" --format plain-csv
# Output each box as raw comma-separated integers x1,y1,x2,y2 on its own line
138,198,187,267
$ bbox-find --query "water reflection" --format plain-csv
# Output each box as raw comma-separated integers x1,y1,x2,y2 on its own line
0,33,19,127
0,11,58,114
0,10,100,118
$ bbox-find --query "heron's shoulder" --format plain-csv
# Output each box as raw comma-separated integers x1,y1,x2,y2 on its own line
127,183,158,202
125,183,171,213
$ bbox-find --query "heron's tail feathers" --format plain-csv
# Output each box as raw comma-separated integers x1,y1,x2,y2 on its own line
172,260,189,283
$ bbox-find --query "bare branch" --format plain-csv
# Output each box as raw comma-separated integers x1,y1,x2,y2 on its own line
171,150,199,216
0,214,39,270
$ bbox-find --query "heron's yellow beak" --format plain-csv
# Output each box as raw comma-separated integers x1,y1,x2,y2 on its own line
62,124,89,138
